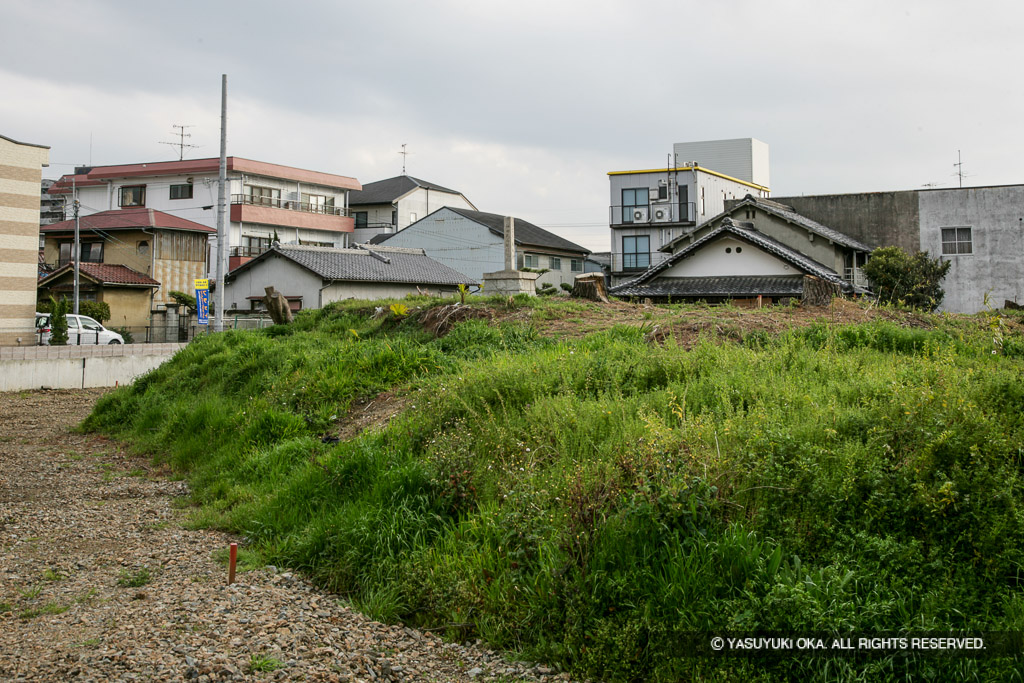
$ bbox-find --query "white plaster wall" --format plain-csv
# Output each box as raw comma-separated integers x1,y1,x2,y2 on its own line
918,186,1024,313
661,237,793,277
224,253,324,311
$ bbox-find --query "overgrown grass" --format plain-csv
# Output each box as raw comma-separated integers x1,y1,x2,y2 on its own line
85,301,1024,681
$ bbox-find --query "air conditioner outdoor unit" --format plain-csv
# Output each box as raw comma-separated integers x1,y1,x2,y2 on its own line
652,205,673,222
632,207,649,223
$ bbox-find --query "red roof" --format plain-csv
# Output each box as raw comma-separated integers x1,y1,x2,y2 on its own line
41,207,215,234
48,157,361,193
39,262,160,288
47,173,104,194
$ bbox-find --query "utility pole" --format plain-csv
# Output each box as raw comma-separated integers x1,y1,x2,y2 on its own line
73,177,80,315
214,76,228,333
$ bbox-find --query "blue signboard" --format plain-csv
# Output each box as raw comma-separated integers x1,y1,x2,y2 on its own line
194,278,210,325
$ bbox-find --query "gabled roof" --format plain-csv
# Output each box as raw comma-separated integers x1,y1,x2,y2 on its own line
48,157,360,194
41,207,215,234
662,195,872,253
444,208,589,254
227,243,476,286
611,218,852,295
38,262,160,288
348,175,464,205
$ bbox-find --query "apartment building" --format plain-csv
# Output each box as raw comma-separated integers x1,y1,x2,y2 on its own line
48,157,361,277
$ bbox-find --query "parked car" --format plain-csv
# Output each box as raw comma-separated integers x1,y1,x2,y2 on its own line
35,312,124,345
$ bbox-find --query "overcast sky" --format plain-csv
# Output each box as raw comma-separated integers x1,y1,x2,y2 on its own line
3,0,1021,252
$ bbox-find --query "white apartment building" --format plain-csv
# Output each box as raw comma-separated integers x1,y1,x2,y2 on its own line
48,157,361,276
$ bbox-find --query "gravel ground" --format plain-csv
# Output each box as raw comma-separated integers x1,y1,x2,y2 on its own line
0,389,570,682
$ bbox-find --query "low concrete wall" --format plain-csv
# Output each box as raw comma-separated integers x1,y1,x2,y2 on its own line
0,343,187,392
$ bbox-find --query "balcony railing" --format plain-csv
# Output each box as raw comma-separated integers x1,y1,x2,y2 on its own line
610,202,696,226
230,246,268,258
231,194,346,216
611,251,671,273
845,267,868,288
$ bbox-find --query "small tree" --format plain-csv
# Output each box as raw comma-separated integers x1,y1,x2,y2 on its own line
48,296,70,345
862,246,951,311
169,290,197,313
79,300,110,323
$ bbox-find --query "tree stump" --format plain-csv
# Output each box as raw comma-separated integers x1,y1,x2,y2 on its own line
802,276,840,307
571,273,609,303
263,286,294,325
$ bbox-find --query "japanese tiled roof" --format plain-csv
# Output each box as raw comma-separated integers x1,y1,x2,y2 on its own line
445,208,589,254
41,207,215,233
611,218,853,297
39,262,160,287
228,243,476,286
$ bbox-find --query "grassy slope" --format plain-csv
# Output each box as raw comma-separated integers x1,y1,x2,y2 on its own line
84,298,1024,681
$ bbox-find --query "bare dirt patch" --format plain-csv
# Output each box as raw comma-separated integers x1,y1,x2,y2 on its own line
0,389,567,682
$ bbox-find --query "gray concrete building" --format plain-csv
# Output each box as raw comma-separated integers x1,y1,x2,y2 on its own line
769,185,1024,313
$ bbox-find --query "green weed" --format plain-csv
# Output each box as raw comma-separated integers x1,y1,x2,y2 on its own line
117,567,151,587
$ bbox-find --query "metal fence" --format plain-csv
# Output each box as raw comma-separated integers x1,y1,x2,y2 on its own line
4,316,275,347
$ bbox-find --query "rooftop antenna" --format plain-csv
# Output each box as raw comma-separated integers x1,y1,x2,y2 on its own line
398,143,412,175
160,124,200,161
953,149,971,188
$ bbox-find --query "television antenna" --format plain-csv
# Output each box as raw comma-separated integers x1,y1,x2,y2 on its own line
953,149,972,188
160,124,200,161
398,143,413,175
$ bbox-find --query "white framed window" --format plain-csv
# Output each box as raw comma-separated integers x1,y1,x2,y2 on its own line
941,227,972,255
549,256,561,270
523,253,539,268
570,258,583,272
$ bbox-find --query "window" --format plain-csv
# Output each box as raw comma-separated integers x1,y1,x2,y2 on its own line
524,253,539,268
301,193,334,214
658,183,668,200
621,188,648,224
246,185,281,207
59,241,104,264
243,235,271,256
549,256,562,270
354,211,368,228
137,240,149,256
570,258,583,272
392,210,397,226
119,185,146,207
169,184,193,200
941,227,972,255
679,185,690,222
299,240,333,247
622,235,650,269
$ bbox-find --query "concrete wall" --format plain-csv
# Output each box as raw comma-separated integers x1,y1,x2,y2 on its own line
770,191,921,254
918,186,1024,313
0,342,185,391
322,281,458,302
673,138,770,187
0,135,49,346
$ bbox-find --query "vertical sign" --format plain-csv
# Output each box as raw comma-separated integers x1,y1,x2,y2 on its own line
194,278,210,326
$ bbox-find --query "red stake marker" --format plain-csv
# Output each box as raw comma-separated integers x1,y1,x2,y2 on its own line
228,542,237,585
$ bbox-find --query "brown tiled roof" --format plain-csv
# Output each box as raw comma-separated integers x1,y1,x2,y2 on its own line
39,262,160,288
41,207,215,234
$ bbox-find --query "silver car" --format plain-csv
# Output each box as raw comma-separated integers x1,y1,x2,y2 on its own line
36,313,125,345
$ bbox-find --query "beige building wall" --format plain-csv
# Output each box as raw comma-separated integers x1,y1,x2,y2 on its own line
0,135,49,345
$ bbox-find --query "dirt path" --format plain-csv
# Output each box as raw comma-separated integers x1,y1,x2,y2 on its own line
0,389,563,682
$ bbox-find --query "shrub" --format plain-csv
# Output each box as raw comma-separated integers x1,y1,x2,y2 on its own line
862,246,951,311
169,290,197,312
79,300,110,323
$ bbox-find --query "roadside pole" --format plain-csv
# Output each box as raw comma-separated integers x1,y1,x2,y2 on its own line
214,74,227,333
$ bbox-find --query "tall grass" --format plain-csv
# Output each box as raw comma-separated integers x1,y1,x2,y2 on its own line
85,303,1024,681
